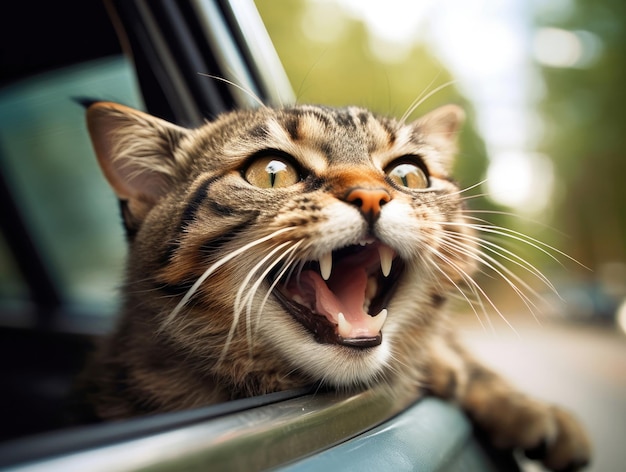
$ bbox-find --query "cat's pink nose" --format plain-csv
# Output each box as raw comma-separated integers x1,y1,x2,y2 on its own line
344,187,391,222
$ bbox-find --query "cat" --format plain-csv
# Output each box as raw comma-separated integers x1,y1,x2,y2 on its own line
81,100,591,471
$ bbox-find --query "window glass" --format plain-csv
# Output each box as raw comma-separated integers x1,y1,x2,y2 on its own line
0,56,143,312
0,232,28,301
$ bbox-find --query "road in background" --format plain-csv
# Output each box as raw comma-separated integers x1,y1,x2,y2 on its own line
457,313,626,472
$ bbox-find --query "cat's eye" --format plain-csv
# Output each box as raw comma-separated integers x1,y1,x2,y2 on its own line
244,155,300,188
386,161,429,189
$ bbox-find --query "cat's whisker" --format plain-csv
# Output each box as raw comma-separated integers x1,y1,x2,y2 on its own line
255,243,304,335
434,179,488,202
430,258,491,332
247,248,308,338
453,221,588,271
438,236,543,321
234,241,293,319
460,217,545,253
220,244,306,365
427,244,521,337
465,282,497,334
197,73,268,109
240,241,306,355
462,209,528,220
440,223,559,296
219,237,309,363
457,231,559,296
283,257,309,294
408,243,482,321
161,227,296,330
427,246,494,332
400,70,443,121
232,241,295,355
400,79,458,124
461,210,573,240
457,193,491,204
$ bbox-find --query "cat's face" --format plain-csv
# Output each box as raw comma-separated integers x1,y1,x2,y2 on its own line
87,103,476,389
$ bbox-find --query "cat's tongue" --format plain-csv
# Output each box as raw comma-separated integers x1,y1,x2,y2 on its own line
287,252,385,339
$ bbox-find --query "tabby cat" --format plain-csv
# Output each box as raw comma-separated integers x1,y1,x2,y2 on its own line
83,101,590,471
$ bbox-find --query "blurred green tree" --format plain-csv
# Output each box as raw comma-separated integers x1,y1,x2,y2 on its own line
536,0,626,273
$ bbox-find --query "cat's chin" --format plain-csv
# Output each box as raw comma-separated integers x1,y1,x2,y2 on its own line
271,239,404,348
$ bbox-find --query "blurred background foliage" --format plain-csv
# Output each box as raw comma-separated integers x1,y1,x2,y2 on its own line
256,0,626,322
535,0,626,281
534,0,626,323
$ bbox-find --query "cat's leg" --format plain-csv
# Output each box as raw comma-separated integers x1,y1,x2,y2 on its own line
426,336,591,472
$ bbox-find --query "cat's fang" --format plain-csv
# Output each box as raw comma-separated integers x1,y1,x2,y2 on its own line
378,245,394,277
370,308,388,333
319,252,332,280
337,309,387,339
337,312,351,338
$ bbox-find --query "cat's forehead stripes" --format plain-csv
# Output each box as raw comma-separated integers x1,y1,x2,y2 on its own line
280,108,328,143
266,106,402,167
275,106,397,149
209,105,443,177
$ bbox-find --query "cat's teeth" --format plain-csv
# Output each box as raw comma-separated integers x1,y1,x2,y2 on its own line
378,245,394,277
337,309,387,339
337,312,352,338
319,252,332,280
358,237,375,246
370,308,388,333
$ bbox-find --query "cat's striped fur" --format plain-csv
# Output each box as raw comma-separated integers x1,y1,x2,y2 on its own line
82,102,590,471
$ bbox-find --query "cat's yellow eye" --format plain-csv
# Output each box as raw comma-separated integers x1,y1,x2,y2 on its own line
245,156,299,188
386,162,429,189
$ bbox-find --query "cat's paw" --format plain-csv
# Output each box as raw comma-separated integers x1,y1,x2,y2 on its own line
471,395,591,471
521,405,591,472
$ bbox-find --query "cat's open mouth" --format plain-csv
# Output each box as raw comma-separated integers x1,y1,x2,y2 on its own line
273,239,403,348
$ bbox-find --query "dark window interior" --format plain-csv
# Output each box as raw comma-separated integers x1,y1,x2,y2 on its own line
1,1,125,441
1,2,121,86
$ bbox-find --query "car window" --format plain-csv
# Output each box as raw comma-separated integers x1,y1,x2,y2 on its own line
0,233,28,302
0,56,142,314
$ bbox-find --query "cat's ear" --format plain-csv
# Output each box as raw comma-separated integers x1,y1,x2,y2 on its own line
412,104,465,171
86,102,190,223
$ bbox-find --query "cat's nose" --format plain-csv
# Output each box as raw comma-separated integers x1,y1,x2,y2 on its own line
344,187,391,223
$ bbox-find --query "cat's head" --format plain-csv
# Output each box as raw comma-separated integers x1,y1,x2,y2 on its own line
87,102,476,390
